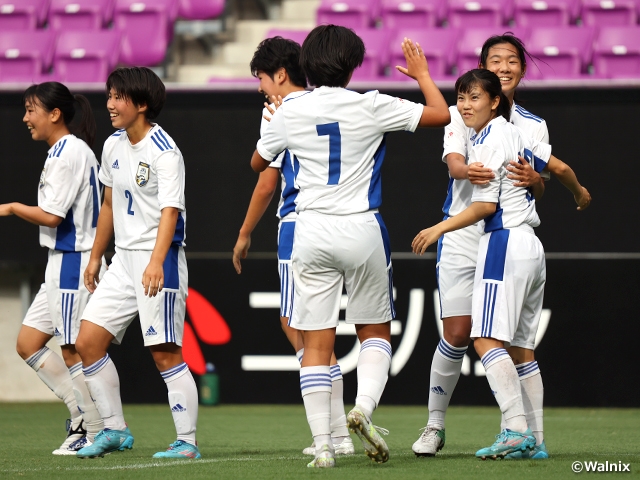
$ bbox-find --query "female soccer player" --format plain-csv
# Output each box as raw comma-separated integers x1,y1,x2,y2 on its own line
252,26,450,468
233,36,354,456
413,34,558,460
74,67,199,459
5,82,104,454
412,69,590,459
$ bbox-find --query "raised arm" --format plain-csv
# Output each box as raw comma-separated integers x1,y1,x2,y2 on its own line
545,155,591,210
396,38,450,127
233,167,280,273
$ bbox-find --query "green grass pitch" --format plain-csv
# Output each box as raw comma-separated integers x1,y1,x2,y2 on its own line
2,403,639,479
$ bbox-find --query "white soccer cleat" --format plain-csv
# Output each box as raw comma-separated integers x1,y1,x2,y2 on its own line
412,426,446,457
303,436,355,456
52,418,87,455
347,407,390,464
306,444,335,468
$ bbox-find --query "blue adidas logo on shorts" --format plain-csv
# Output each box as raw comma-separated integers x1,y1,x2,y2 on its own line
145,326,157,336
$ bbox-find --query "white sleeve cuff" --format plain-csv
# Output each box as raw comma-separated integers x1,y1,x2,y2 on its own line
256,140,276,162
159,202,185,211
405,103,424,133
40,203,67,219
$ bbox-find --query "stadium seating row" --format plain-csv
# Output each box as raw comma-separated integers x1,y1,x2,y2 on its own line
317,0,640,29
0,0,224,30
266,26,640,79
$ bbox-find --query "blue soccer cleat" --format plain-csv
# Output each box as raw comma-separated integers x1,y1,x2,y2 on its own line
153,440,201,459
505,440,549,459
76,428,134,458
475,428,536,460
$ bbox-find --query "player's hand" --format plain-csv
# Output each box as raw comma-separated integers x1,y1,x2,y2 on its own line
263,95,283,122
396,38,430,80
575,186,591,211
468,162,494,185
84,258,102,294
142,260,164,297
507,155,542,188
0,203,14,216
412,227,441,255
232,234,251,274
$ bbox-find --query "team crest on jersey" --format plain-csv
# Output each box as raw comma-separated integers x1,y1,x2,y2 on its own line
39,168,46,188
136,162,150,186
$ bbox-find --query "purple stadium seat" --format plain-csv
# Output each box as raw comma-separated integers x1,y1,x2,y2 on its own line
389,28,460,79
580,0,637,26
526,26,596,78
447,0,513,27
351,28,393,79
49,0,116,30
0,0,50,30
0,30,56,82
380,0,446,28
592,26,640,77
316,0,380,30
455,27,530,75
264,29,310,46
54,30,121,83
179,0,224,19
114,0,179,66
512,0,578,26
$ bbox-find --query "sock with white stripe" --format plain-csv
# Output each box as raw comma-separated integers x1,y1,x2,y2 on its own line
162,362,198,445
517,361,544,445
329,364,349,439
481,348,527,433
355,338,392,419
427,339,468,430
68,362,104,441
300,365,332,453
296,348,304,366
83,354,127,431
26,347,79,420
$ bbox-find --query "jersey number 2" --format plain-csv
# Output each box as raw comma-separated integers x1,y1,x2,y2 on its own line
124,190,135,215
316,122,341,185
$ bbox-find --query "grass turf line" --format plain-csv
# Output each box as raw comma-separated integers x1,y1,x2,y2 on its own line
1,404,639,479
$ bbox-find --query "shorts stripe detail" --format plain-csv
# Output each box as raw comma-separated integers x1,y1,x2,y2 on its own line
483,229,510,281
516,361,540,377
481,348,509,369
280,262,293,318
437,339,467,361
388,265,396,319
83,354,110,376
164,291,177,343
330,364,343,381
360,338,392,360
25,347,51,369
161,362,188,380
481,283,499,337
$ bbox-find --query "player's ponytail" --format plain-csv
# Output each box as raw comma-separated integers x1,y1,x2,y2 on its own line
455,69,511,122
22,82,96,148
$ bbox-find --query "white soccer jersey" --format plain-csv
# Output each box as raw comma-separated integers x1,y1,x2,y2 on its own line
441,102,549,217
469,116,551,232
99,124,186,250
257,87,423,215
38,134,101,252
261,90,308,221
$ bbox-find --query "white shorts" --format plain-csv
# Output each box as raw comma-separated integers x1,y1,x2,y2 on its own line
23,250,98,346
437,223,481,318
290,211,394,331
470,227,546,349
82,246,188,347
278,220,295,319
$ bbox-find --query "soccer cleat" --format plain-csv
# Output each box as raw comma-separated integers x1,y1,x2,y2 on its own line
412,426,445,457
347,407,390,464
153,440,201,459
302,437,355,456
475,428,536,460
52,418,87,455
76,427,134,458
307,444,335,468
505,440,549,460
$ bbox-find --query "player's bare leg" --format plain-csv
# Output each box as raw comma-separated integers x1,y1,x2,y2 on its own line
414,315,470,456
150,343,200,459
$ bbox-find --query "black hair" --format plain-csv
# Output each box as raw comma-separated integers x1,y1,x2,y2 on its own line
300,25,365,87
23,82,96,148
106,67,166,119
455,69,511,122
250,36,307,88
